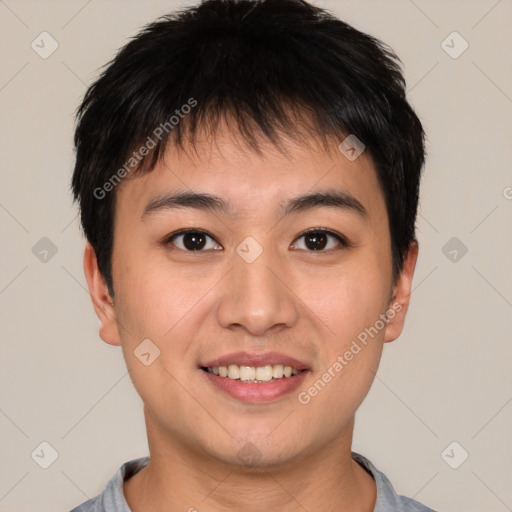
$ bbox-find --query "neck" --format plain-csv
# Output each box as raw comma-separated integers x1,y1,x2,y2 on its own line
124,413,376,512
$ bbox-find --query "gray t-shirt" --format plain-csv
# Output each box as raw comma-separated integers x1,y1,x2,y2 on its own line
70,452,437,511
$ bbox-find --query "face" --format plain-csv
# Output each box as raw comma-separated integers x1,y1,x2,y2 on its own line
85,121,417,469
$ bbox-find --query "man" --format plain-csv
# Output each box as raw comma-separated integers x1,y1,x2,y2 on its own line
70,0,436,510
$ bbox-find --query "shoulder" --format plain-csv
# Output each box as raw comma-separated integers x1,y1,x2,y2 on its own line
68,457,150,512
69,495,101,512
352,452,438,512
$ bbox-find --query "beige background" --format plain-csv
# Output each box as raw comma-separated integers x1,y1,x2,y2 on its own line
1,0,511,510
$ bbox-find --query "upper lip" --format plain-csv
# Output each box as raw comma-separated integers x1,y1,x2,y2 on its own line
201,351,310,371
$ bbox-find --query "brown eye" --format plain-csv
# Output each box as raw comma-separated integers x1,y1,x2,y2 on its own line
291,229,347,251
165,230,222,251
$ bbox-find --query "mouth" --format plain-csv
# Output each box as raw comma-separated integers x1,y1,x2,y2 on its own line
199,352,310,403
201,364,304,383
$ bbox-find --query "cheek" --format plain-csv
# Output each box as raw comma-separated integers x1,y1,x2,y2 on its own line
113,251,192,339
112,255,218,391
311,261,391,346
296,275,386,438
112,258,204,419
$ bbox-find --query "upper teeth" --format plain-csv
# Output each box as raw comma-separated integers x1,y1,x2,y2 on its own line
207,364,300,381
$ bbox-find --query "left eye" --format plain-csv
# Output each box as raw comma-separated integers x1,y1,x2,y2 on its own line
291,229,347,251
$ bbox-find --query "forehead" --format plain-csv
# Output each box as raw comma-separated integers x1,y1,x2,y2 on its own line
115,122,386,223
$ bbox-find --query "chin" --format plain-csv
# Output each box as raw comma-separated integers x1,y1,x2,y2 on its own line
205,434,305,471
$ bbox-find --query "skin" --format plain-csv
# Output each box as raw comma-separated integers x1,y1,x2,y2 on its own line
84,119,418,512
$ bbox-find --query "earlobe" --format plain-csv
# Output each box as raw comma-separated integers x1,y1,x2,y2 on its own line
83,242,121,346
384,241,419,343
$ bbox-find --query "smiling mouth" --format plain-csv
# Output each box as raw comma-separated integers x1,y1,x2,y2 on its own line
201,364,304,383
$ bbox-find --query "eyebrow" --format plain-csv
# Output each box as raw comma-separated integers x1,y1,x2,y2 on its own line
141,188,368,220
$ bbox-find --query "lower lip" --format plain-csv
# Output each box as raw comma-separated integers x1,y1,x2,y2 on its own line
201,369,309,403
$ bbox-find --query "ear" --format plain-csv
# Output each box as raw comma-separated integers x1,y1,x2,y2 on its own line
384,241,419,343
83,242,121,346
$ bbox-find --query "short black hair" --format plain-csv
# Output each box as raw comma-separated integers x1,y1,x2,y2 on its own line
71,0,426,297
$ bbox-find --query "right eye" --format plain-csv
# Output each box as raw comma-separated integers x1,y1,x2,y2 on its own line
164,229,223,252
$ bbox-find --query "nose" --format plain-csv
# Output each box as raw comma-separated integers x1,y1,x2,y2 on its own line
216,244,299,337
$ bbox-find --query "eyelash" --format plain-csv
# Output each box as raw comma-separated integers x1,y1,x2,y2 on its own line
163,228,349,253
